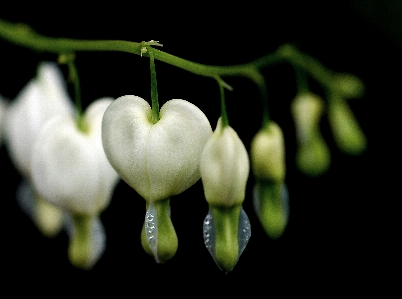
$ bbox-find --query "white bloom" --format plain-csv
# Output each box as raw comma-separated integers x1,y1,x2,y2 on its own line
4,61,74,177
102,95,213,202
31,98,119,215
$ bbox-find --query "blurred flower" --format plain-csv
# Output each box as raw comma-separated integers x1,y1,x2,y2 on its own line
3,61,74,237
250,121,288,239
291,92,331,176
250,121,285,182
31,97,119,269
328,97,367,155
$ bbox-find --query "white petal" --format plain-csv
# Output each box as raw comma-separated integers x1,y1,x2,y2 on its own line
102,95,212,202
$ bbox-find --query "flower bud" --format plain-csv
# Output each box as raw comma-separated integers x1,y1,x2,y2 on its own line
328,98,367,155
291,92,331,176
250,121,285,182
200,117,249,208
291,92,324,144
200,118,251,273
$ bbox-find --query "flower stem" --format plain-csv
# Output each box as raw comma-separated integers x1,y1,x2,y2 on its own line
148,47,160,123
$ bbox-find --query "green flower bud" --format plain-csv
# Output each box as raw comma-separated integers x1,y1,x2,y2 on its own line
250,121,285,182
291,92,331,176
253,180,289,239
291,92,324,144
328,98,367,155
200,118,251,273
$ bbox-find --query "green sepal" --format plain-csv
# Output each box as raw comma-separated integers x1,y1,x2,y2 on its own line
253,180,289,239
204,205,251,273
141,198,178,263
68,213,93,270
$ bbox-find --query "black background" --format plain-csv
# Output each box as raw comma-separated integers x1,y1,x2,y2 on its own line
0,1,397,294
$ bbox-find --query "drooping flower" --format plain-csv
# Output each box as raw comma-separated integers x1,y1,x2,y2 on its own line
250,121,289,239
3,61,74,237
31,97,120,269
328,97,367,155
291,92,330,176
102,95,213,263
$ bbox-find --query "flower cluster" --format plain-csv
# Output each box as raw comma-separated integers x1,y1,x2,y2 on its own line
0,26,367,273
2,62,119,269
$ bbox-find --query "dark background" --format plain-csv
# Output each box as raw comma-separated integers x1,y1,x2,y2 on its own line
0,1,397,293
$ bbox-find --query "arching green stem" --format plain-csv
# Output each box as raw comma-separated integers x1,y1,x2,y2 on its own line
0,18,356,104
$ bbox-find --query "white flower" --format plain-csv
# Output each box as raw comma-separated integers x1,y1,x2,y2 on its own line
31,98,119,215
4,61,74,178
3,61,74,236
101,95,213,202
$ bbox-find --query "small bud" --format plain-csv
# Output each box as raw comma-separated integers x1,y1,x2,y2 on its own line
291,92,324,144
328,98,367,155
250,121,285,182
291,92,331,176
200,118,251,272
200,117,249,208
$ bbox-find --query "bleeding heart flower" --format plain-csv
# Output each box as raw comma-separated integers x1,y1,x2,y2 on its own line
3,61,74,237
102,95,213,202
31,97,119,216
102,95,212,263
30,97,120,269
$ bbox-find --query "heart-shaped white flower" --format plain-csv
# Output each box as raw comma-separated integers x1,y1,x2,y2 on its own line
31,97,119,215
102,95,213,202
